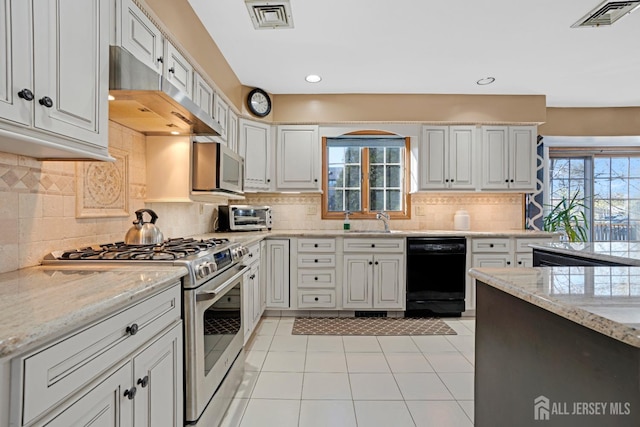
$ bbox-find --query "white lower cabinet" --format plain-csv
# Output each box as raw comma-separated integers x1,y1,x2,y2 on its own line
15,284,183,427
266,239,290,308
243,242,264,344
342,239,405,310
293,238,338,309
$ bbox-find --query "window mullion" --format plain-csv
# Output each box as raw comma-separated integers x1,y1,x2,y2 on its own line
585,156,594,242
362,147,370,213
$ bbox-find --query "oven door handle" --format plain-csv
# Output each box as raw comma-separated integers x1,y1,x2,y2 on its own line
196,264,249,302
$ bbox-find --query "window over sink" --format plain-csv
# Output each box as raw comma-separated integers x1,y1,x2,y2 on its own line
322,131,410,219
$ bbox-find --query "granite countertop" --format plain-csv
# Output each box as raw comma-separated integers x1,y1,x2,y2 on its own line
531,242,640,266
0,265,187,359
203,229,556,244
469,266,640,348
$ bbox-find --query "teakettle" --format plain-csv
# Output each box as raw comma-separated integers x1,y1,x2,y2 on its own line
124,209,164,245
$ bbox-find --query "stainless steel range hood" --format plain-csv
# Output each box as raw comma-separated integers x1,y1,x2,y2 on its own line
108,46,222,136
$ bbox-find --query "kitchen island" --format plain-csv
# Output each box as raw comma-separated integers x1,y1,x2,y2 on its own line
531,241,640,266
469,266,640,427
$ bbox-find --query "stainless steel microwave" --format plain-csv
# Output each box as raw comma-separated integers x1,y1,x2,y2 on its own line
217,205,273,231
191,142,244,195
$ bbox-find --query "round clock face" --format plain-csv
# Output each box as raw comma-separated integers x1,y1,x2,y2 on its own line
247,88,271,117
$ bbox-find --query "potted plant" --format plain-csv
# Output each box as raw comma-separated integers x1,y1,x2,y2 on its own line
543,192,589,242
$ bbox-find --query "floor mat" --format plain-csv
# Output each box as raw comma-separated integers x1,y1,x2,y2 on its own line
292,317,457,336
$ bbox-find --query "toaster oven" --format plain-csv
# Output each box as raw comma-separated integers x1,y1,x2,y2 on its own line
217,205,272,231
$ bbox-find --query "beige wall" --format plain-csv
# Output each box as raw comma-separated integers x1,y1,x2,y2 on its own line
540,107,640,136
272,94,547,124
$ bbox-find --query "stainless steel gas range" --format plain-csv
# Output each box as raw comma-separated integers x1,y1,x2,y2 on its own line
43,237,249,426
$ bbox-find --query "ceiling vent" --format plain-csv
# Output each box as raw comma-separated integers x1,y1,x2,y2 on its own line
571,0,640,27
245,0,294,29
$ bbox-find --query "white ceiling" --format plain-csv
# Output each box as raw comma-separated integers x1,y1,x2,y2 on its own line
187,0,640,107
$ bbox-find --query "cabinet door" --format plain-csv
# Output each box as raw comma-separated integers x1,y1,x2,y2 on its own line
239,119,272,190
32,0,108,147
44,362,133,427
118,0,163,74
215,96,229,140
449,126,476,190
266,239,290,308
133,322,183,427
251,263,263,327
472,253,512,268
227,109,239,152
193,73,214,118
515,253,533,268
343,255,373,308
260,240,267,313
481,126,509,190
242,269,253,342
509,126,536,190
419,126,448,189
164,42,192,97
0,0,31,126
276,125,320,190
373,254,404,309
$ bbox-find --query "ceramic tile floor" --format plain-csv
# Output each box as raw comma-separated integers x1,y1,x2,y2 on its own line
219,316,476,427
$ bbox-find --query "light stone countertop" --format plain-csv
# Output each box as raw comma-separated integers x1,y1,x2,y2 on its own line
469,266,640,348
531,241,640,266
0,265,187,359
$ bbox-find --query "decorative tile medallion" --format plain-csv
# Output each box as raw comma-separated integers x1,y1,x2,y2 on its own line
76,148,129,218
292,317,457,336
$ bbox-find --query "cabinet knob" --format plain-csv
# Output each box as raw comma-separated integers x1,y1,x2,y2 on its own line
518,261,522,265
314,259,318,263
250,274,256,280
137,376,149,388
445,179,449,183
314,277,318,281
18,89,34,101
510,179,514,183
374,261,379,265
38,96,53,108
126,323,139,336
168,67,175,74
227,297,231,302
267,179,271,183
369,261,373,265
314,297,319,301
124,387,137,400
451,179,455,182
314,178,318,182
314,244,318,247
489,244,494,248
157,56,164,64
507,261,511,265
505,179,509,183
249,253,253,257
371,244,375,248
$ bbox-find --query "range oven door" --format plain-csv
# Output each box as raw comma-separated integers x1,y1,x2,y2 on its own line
183,263,248,423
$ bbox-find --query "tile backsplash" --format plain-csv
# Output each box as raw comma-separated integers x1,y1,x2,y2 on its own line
0,122,524,274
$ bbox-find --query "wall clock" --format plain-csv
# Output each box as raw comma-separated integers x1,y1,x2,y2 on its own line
247,88,271,117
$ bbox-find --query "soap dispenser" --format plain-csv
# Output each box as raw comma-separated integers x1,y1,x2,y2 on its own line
343,211,351,230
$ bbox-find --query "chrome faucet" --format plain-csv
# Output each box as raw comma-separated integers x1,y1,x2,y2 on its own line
376,211,390,232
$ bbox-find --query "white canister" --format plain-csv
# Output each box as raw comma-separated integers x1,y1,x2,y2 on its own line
454,209,470,231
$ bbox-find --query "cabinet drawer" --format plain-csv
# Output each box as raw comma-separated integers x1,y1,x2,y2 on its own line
298,290,336,308
21,284,181,425
515,238,551,253
472,253,513,268
297,238,336,252
343,238,405,253
515,253,533,267
471,238,511,253
297,269,336,288
246,242,261,265
298,254,336,268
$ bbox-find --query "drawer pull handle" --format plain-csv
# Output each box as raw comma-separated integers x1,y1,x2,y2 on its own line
168,67,175,74
126,323,139,336
124,387,137,400
314,297,319,301
250,274,256,280
137,376,149,388
227,297,232,302
157,56,163,64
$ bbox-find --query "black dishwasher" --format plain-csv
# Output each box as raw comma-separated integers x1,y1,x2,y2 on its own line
406,237,467,317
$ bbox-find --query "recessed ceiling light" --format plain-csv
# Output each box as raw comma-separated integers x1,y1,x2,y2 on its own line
108,94,115,101
170,131,180,135
305,74,322,83
476,77,496,85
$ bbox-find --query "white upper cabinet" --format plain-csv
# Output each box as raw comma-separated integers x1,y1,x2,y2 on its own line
117,0,163,73
0,0,110,160
480,125,536,191
193,72,214,118
214,95,229,140
164,42,192,98
276,125,320,191
227,109,238,152
239,118,272,191
419,125,476,190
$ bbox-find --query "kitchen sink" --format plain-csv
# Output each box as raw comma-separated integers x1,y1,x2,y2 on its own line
347,230,402,234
